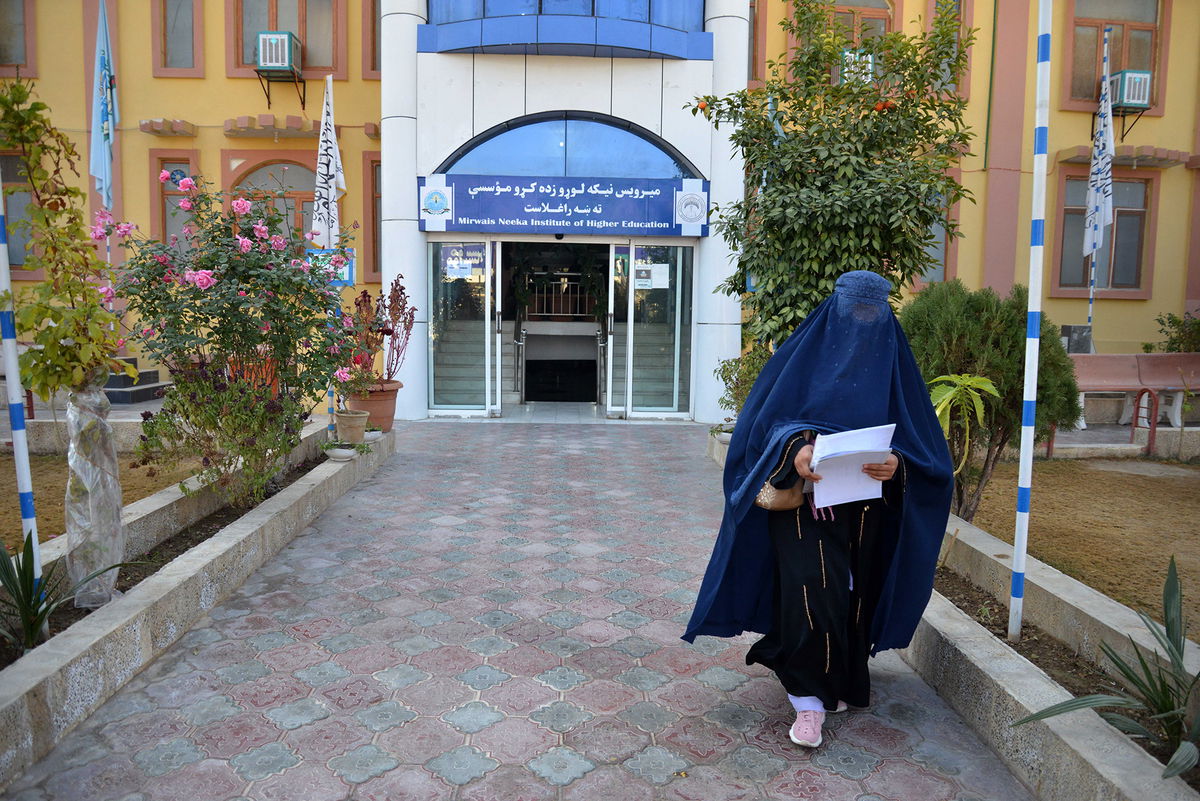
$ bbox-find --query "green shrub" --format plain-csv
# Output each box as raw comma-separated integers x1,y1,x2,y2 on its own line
1144,312,1200,354
715,343,773,424
899,280,1080,521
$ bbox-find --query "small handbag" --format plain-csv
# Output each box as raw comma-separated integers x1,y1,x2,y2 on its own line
754,480,806,511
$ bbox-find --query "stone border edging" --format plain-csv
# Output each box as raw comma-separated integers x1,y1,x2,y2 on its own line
36,420,330,578
901,592,1199,801
939,515,1200,693
0,429,395,791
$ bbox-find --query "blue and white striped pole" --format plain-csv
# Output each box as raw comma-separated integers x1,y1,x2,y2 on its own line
1009,0,1052,642
328,386,336,435
0,161,41,575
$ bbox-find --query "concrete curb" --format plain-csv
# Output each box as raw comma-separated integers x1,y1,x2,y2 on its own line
901,593,1199,801
36,421,330,579
0,430,395,792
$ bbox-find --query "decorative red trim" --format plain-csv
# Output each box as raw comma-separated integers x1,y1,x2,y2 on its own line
1049,164,1158,301
1058,0,1171,118
225,0,348,81
748,0,768,90
151,0,206,78
362,150,381,282
148,149,200,241
0,0,37,78
362,0,380,80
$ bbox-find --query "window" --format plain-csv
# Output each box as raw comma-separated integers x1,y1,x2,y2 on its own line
921,221,947,283
0,0,35,77
835,1,891,44
428,1,704,31
441,115,700,179
231,0,344,78
153,155,199,242
1059,177,1147,289
153,0,205,76
362,155,381,281
1070,0,1158,102
234,162,319,239
1,154,31,267
364,0,380,78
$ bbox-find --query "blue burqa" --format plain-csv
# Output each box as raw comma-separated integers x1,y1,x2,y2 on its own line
683,271,953,654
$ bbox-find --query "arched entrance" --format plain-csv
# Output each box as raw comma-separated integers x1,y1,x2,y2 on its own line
422,113,706,417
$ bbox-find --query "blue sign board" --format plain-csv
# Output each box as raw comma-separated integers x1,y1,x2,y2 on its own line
419,174,709,237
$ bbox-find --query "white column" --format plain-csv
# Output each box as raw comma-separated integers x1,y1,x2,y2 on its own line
694,0,748,424
381,0,428,420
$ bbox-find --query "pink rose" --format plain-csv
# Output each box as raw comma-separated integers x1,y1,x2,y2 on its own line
235,234,252,254
252,219,269,239
94,209,114,226
342,316,355,329
178,198,192,211
89,224,107,241
141,327,154,335
97,286,115,304
158,169,171,183
115,338,125,348
177,177,196,192
260,322,271,332
270,235,286,251
238,290,247,296
191,270,216,290
330,254,347,268
168,234,178,247
305,230,318,241
231,197,252,216
327,344,341,354
115,222,135,237
334,367,351,382
154,254,170,265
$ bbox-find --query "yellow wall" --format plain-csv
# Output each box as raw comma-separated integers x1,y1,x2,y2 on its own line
9,0,382,305
757,0,1199,353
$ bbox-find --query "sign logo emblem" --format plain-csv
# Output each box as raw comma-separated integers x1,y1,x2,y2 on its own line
675,191,707,225
422,189,451,216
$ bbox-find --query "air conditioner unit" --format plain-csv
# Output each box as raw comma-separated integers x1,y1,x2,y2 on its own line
1108,70,1152,110
256,31,301,76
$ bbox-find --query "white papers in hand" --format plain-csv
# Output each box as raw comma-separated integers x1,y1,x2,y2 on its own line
810,424,896,508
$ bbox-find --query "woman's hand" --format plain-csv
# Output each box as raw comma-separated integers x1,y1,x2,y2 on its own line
794,444,823,482
862,453,899,481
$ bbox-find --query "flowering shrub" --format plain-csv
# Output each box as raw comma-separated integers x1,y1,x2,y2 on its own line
0,78,135,396
116,175,356,506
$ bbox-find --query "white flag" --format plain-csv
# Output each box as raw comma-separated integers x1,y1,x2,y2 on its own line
1082,29,1115,258
310,75,346,248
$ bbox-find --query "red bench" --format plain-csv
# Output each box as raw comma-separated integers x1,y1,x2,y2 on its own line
1069,352,1198,429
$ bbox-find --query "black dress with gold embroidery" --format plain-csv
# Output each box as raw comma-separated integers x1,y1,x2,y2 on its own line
744,432,904,711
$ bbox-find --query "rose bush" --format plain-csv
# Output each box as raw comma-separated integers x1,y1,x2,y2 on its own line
115,175,357,506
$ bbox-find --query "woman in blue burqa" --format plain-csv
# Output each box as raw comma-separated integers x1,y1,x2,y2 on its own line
683,271,953,749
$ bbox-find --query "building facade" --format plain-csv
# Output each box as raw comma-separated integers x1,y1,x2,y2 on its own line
1,0,747,422
5,1,1192,422
753,0,1200,353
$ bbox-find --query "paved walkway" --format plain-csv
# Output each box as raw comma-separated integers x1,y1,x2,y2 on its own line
3,423,1034,801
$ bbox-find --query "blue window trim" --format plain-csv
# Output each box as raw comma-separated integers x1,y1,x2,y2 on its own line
433,110,705,180
418,11,711,59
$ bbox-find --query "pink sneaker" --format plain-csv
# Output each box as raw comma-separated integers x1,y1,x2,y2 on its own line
789,709,825,747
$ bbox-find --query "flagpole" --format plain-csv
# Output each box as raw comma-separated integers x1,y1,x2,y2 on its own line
1009,0,1052,642
0,161,42,576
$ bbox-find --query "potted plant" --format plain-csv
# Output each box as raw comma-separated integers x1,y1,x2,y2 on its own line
342,276,416,432
363,425,384,443
332,363,374,443
320,438,369,462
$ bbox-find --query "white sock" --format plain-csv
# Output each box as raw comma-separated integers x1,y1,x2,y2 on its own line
788,694,825,713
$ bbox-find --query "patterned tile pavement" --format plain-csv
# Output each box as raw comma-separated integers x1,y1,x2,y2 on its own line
2,423,1036,801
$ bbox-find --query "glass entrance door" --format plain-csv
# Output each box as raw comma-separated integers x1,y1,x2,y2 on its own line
429,241,490,410
606,243,692,416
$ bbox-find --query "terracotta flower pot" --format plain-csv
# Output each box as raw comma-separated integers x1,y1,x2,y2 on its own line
334,409,370,443
346,379,402,433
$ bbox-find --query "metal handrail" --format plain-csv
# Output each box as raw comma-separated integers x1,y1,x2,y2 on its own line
514,327,527,404
595,328,606,405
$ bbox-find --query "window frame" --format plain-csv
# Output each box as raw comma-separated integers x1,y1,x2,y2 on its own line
833,2,892,46
1,151,37,275
0,0,37,78
225,0,348,80
1051,165,1157,300
362,0,380,80
925,0,972,100
149,149,200,241
362,151,382,282
224,153,322,240
152,0,205,77
1060,0,1171,117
